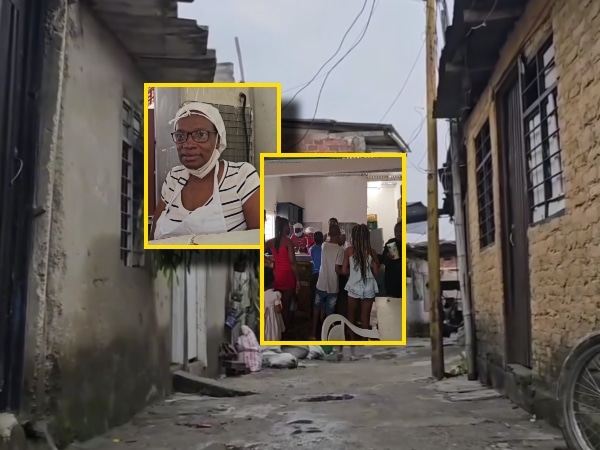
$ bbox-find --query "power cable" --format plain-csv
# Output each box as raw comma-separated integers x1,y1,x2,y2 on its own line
284,0,377,152
283,0,383,95
282,0,368,110
378,38,426,123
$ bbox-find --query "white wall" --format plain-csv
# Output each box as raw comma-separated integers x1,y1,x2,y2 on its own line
367,183,401,240
264,176,368,229
264,177,298,212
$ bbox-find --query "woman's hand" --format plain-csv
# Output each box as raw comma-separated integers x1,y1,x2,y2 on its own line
296,281,301,294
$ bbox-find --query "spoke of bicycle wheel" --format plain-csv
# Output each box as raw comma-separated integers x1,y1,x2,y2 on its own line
572,355,600,448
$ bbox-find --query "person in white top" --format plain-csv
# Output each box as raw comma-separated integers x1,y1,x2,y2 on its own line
342,224,380,341
151,101,260,241
339,232,351,249
311,224,344,339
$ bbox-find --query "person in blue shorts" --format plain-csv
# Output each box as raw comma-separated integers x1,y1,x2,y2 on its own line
309,231,324,317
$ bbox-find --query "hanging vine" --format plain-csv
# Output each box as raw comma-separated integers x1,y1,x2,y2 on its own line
150,250,198,287
149,249,260,289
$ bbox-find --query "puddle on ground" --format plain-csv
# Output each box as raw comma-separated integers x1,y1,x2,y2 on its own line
298,394,354,402
287,419,313,425
372,352,398,360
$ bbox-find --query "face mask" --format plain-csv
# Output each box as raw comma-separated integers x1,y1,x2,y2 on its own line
294,231,303,237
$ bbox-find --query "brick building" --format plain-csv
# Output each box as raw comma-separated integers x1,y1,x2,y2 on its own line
282,118,410,153
435,0,600,419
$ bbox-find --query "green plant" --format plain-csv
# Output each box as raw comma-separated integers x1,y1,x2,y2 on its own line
150,250,199,287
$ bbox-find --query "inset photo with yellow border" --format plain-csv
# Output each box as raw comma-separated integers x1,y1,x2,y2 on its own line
260,153,407,346
143,83,281,250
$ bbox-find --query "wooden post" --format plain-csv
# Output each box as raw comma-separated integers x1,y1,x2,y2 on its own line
426,0,445,380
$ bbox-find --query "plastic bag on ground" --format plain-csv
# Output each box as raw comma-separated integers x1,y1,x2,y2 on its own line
280,345,309,359
306,346,326,360
260,346,282,354
263,352,298,369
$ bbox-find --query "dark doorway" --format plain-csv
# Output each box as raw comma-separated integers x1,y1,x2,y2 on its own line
497,69,532,368
0,0,45,410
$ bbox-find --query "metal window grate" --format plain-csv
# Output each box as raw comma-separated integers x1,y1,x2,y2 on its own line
206,103,253,163
120,100,145,267
521,37,564,223
475,121,495,249
339,222,358,239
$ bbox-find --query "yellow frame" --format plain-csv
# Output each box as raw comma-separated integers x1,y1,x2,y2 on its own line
142,82,282,250
259,152,408,346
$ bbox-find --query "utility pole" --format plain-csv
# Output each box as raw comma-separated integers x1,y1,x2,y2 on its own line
425,0,445,380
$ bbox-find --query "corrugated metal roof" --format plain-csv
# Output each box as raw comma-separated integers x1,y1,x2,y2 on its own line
282,118,411,153
435,0,528,119
87,0,216,82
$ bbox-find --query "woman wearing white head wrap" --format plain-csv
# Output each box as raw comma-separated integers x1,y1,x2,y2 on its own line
151,102,260,240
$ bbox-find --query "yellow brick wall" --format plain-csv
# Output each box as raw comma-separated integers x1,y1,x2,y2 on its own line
463,0,600,384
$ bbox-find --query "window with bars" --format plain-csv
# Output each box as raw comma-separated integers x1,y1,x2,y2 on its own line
191,102,253,163
475,121,495,249
521,37,564,223
121,100,144,267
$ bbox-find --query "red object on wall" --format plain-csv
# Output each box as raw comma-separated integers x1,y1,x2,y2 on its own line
148,109,156,216
148,87,155,108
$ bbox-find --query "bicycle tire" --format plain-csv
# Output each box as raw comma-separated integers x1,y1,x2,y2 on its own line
557,332,600,450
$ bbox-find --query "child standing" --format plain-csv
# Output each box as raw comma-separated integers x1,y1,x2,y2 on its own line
342,224,380,341
264,266,285,341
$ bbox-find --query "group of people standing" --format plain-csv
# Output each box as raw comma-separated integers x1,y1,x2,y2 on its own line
264,216,403,342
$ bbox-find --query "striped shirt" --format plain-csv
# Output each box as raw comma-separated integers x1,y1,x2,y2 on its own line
160,160,259,232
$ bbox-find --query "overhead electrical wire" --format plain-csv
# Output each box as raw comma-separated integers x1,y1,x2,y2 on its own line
283,0,382,96
282,0,369,110
284,0,377,151
378,38,426,123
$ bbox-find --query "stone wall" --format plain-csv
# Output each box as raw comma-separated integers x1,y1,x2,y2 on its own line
463,0,600,387
282,130,364,153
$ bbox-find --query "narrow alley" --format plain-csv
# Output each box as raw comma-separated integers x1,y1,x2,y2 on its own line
69,341,566,450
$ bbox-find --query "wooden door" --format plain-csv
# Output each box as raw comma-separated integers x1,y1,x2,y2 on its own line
497,70,532,367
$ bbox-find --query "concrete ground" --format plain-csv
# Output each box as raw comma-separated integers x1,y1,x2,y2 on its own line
70,341,567,450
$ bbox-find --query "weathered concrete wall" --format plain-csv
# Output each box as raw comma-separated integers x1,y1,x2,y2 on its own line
251,87,279,161
23,1,171,445
463,0,600,387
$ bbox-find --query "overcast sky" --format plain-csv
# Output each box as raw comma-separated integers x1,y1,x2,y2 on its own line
180,0,456,243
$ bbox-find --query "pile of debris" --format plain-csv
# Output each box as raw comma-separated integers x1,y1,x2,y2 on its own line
219,325,329,376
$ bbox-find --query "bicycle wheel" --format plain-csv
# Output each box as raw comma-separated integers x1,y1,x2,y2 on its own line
558,333,600,450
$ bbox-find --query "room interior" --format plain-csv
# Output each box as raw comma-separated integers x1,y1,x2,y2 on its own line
263,157,403,340
264,158,403,244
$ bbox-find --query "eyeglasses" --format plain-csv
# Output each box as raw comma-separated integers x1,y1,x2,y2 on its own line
171,130,217,144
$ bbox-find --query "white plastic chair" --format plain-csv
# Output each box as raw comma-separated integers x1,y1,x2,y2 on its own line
320,314,380,341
